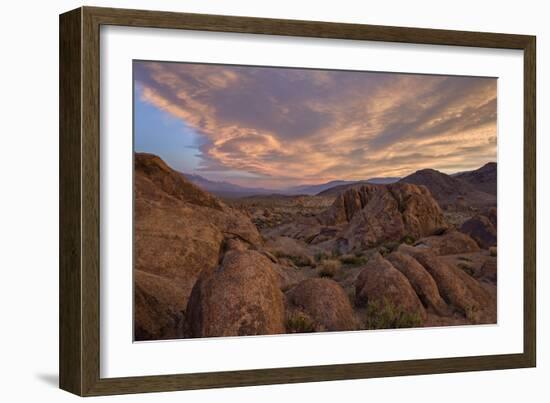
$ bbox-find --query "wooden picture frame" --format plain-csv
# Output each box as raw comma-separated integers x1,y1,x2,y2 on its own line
59,6,536,396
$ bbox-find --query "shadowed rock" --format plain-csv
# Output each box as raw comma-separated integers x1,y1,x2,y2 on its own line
414,230,480,255
486,207,497,228
480,258,497,283
134,270,187,341
460,215,497,249
185,250,286,338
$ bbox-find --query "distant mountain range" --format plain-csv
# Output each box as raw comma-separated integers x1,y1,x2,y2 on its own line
181,173,401,198
181,173,275,198
181,162,496,204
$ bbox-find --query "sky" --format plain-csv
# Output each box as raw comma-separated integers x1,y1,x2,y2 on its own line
134,61,497,189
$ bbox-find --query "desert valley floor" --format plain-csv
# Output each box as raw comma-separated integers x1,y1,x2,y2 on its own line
134,153,498,340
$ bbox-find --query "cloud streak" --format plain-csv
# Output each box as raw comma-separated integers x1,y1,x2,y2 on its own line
134,61,497,188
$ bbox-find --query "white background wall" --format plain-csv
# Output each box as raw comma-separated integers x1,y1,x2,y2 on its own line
0,0,546,401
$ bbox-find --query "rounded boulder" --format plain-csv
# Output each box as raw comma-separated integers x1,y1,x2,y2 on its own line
185,250,286,338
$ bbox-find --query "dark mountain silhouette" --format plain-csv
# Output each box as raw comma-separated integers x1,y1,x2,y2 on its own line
399,167,495,209
453,162,497,195
181,173,275,198
182,175,400,198
285,180,359,196
316,177,401,197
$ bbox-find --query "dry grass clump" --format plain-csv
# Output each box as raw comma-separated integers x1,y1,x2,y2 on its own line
364,299,423,330
339,254,368,266
286,311,317,333
317,259,342,278
401,234,416,245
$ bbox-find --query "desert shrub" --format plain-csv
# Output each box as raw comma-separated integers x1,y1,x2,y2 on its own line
401,234,416,245
317,259,342,278
288,255,312,267
489,247,497,257
286,311,317,333
457,256,473,262
364,299,423,330
339,254,368,266
272,250,311,267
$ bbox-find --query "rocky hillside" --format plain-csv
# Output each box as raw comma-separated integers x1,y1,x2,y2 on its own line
134,153,263,340
134,153,497,340
454,162,497,195
399,168,496,210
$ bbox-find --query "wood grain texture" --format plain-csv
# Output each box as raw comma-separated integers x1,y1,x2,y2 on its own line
523,37,536,367
59,6,537,396
59,7,82,396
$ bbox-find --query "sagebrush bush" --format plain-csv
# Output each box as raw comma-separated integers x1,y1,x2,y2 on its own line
317,259,341,278
364,299,423,329
339,254,368,266
288,255,312,267
401,234,416,245
286,311,317,333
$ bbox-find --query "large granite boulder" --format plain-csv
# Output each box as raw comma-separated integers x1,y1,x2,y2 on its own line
185,250,286,338
286,278,357,332
134,153,263,340
354,253,426,321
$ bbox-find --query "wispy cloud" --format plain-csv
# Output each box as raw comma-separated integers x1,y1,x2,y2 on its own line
134,61,496,188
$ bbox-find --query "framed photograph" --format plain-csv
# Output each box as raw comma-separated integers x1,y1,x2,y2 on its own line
59,6,536,396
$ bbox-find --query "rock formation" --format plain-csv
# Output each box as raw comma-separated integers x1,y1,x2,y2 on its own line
355,253,426,321
460,215,497,249
134,153,262,340
397,245,496,324
286,278,358,332
317,183,447,252
185,250,286,337
386,251,449,315
413,230,480,255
